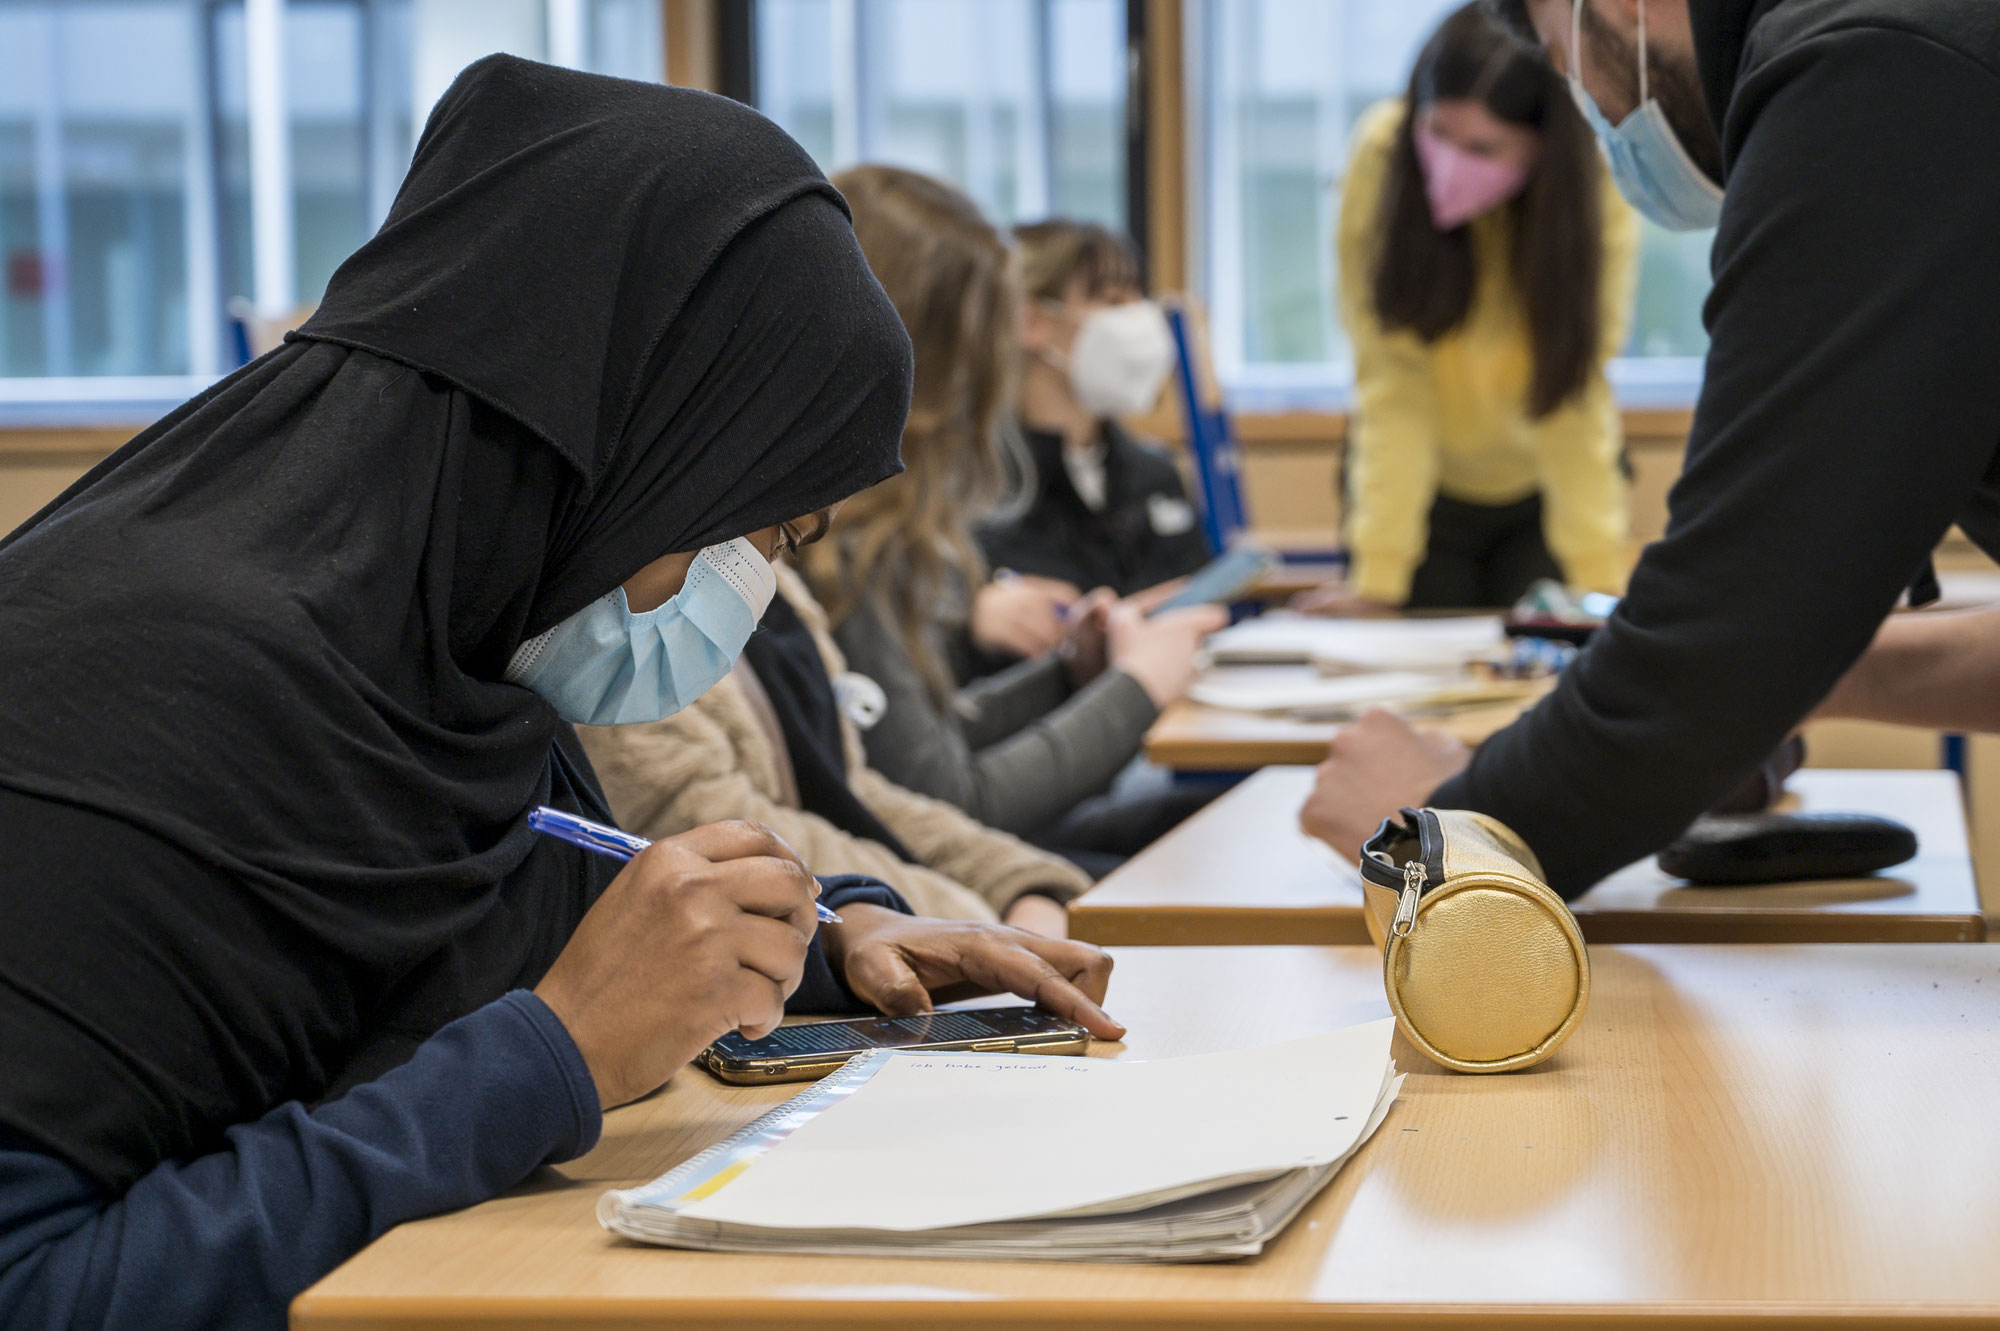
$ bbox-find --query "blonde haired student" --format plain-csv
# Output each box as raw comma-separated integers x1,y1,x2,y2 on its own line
802,165,1224,870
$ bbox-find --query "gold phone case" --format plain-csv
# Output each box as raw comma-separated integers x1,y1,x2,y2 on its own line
701,1025,1089,1085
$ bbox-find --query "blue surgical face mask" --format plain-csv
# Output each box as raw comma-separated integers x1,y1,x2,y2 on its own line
505,536,777,726
1568,0,1722,232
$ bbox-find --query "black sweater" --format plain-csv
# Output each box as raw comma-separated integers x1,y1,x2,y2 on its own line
979,421,1213,598
1433,0,2000,895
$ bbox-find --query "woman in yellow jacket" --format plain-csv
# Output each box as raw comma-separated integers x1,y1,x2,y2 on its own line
1305,3,1638,614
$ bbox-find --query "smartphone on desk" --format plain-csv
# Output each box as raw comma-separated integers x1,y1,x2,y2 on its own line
1149,545,1277,615
700,1005,1091,1084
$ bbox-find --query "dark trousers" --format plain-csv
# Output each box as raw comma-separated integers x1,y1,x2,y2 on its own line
1406,492,1562,610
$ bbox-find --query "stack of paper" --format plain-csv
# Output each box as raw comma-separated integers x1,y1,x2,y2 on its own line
1205,613,1503,671
600,1020,1402,1263
1189,670,1448,715
1189,669,1549,720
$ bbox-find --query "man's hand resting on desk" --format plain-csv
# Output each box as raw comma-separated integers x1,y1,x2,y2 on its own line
1298,707,1471,864
824,905,1126,1042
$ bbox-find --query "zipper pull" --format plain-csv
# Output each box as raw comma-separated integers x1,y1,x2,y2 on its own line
1392,860,1426,937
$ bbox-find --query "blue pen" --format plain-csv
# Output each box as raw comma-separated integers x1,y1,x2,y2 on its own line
995,567,1073,622
528,806,842,924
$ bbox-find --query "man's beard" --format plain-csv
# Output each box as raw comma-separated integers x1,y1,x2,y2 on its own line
1587,9,1726,184
1647,44,1725,182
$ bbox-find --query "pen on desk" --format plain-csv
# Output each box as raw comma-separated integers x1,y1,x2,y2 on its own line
527,806,842,924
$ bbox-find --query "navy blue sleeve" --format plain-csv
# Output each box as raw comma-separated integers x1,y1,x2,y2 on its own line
0,990,600,1331
791,875,910,1012
0,878,907,1331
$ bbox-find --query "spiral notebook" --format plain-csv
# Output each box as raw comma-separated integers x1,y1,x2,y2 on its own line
598,1019,1402,1263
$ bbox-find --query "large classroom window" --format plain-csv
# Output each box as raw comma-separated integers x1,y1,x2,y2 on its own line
755,0,1129,233
1193,0,1714,409
0,0,659,420
7,0,1715,418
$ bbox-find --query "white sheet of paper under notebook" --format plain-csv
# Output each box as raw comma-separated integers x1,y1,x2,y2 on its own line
1205,613,1502,669
599,1019,1402,1262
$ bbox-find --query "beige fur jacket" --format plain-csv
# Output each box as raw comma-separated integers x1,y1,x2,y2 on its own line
577,566,1089,921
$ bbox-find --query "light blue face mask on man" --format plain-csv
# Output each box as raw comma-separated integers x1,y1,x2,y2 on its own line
1567,0,1723,232
505,536,777,726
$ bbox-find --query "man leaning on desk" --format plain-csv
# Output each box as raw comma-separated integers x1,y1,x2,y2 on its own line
1302,0,2000,895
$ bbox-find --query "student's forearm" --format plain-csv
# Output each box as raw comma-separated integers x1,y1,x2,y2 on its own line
0,899,902,1331
1816,606,2000,732
0,992,600,1331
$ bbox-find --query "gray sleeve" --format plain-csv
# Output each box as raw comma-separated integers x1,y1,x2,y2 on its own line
834,597,1160,836
956,652,1072,750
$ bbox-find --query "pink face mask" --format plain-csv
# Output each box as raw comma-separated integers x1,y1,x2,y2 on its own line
1413,122,1530,231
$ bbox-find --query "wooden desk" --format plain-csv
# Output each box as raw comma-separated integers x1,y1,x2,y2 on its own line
1246,560,1344,603
1068,767,1985,946
1147,667,1536,770
297,943,2000,1328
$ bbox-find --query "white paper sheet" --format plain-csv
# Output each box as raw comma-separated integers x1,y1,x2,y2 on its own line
673,1019,1398,1233
1189,670,1447,714
1205,613,1502,669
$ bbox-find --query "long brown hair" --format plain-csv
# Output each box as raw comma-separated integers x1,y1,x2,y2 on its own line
803,165,1018,701
1371,2,1602,418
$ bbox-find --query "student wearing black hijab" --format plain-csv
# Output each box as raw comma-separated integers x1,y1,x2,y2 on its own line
0,56,1120,1330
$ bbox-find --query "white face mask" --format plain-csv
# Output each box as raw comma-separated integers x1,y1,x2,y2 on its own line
1061,300,1176,418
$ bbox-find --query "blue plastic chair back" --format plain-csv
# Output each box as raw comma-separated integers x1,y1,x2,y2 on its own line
1166,305,1248,552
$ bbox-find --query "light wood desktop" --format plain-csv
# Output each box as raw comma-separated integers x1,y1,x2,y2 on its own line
296,943,2000,1328
1147,666,1538,770
1246,560,1345,603
1068,767,1985,946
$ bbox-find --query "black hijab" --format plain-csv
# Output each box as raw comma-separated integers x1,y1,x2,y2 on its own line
0,56,910,1187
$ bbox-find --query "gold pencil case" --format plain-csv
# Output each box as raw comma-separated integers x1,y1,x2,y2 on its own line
1358,808,1589,1074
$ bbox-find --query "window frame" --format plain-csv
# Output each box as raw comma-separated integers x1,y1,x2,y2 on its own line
0,0,646,426
1172,0,1706,412
740,0,1137,248
0,0,1703,427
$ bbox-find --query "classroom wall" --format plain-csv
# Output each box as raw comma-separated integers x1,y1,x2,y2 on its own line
0,428,127,534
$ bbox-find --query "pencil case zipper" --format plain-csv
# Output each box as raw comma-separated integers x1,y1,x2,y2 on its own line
1358,806,1446,936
